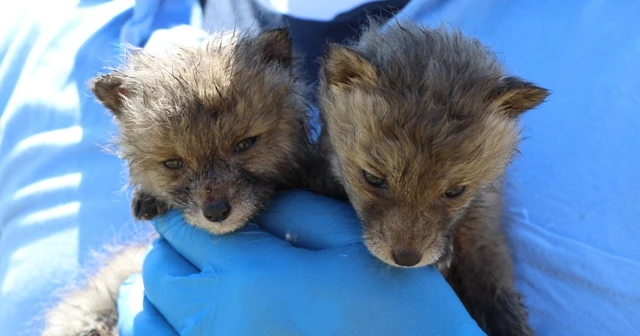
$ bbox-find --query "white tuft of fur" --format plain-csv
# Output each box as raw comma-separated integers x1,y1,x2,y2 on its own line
183,200,258,235
41,245,147,336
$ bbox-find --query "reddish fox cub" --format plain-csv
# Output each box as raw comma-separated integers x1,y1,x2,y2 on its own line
316,20,549,336
41,28,314,336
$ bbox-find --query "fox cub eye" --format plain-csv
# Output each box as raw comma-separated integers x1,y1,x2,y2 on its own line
362,170,386,188
235,136,258,153
163,159,184,170
443,186,466,199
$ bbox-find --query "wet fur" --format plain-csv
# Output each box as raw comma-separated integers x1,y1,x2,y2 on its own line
42,28,313,336
316,20,549,336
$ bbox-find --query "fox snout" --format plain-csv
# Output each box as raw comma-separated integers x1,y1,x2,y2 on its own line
391,245,423,267
363,220,450,268
384,241,447,268
202,199,231,222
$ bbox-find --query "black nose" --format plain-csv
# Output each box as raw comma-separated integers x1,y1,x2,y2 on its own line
202,200,231,222
392,246,422,267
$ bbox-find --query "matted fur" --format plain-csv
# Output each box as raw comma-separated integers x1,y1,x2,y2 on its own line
41,27,314,336
317,20,549,336
103,28,313,234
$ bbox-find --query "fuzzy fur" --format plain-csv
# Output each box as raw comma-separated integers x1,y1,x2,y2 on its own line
316,20,549,336
41,28,313,336
42,244,148,336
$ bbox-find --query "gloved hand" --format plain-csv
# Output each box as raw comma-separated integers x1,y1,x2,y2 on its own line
117,190,485,336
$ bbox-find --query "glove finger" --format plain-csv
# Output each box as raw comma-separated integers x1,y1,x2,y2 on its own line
141,238,212,313
151,211,296,271
141,238,200,281
117,273,178,336
142,238,229,334
255,190,362,250
133,297,180,336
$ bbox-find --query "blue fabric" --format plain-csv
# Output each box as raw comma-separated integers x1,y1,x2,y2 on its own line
0,0,638,335
399,1,640,334
0,1,200,335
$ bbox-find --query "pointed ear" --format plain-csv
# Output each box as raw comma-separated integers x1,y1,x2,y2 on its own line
322,44,378,89
90,74,129,117
255,28,293,67
487,76,550,117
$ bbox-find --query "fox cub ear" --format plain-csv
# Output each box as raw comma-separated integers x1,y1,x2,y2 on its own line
90,73,130,117
322,44,379,89
488,76,550,117
255,28,294,67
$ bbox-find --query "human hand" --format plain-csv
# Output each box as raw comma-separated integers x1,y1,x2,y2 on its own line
117,190,484,335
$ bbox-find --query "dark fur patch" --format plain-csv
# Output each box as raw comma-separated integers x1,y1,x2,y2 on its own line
90,75,127,114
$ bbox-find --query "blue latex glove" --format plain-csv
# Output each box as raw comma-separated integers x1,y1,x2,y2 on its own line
117,190,484,336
